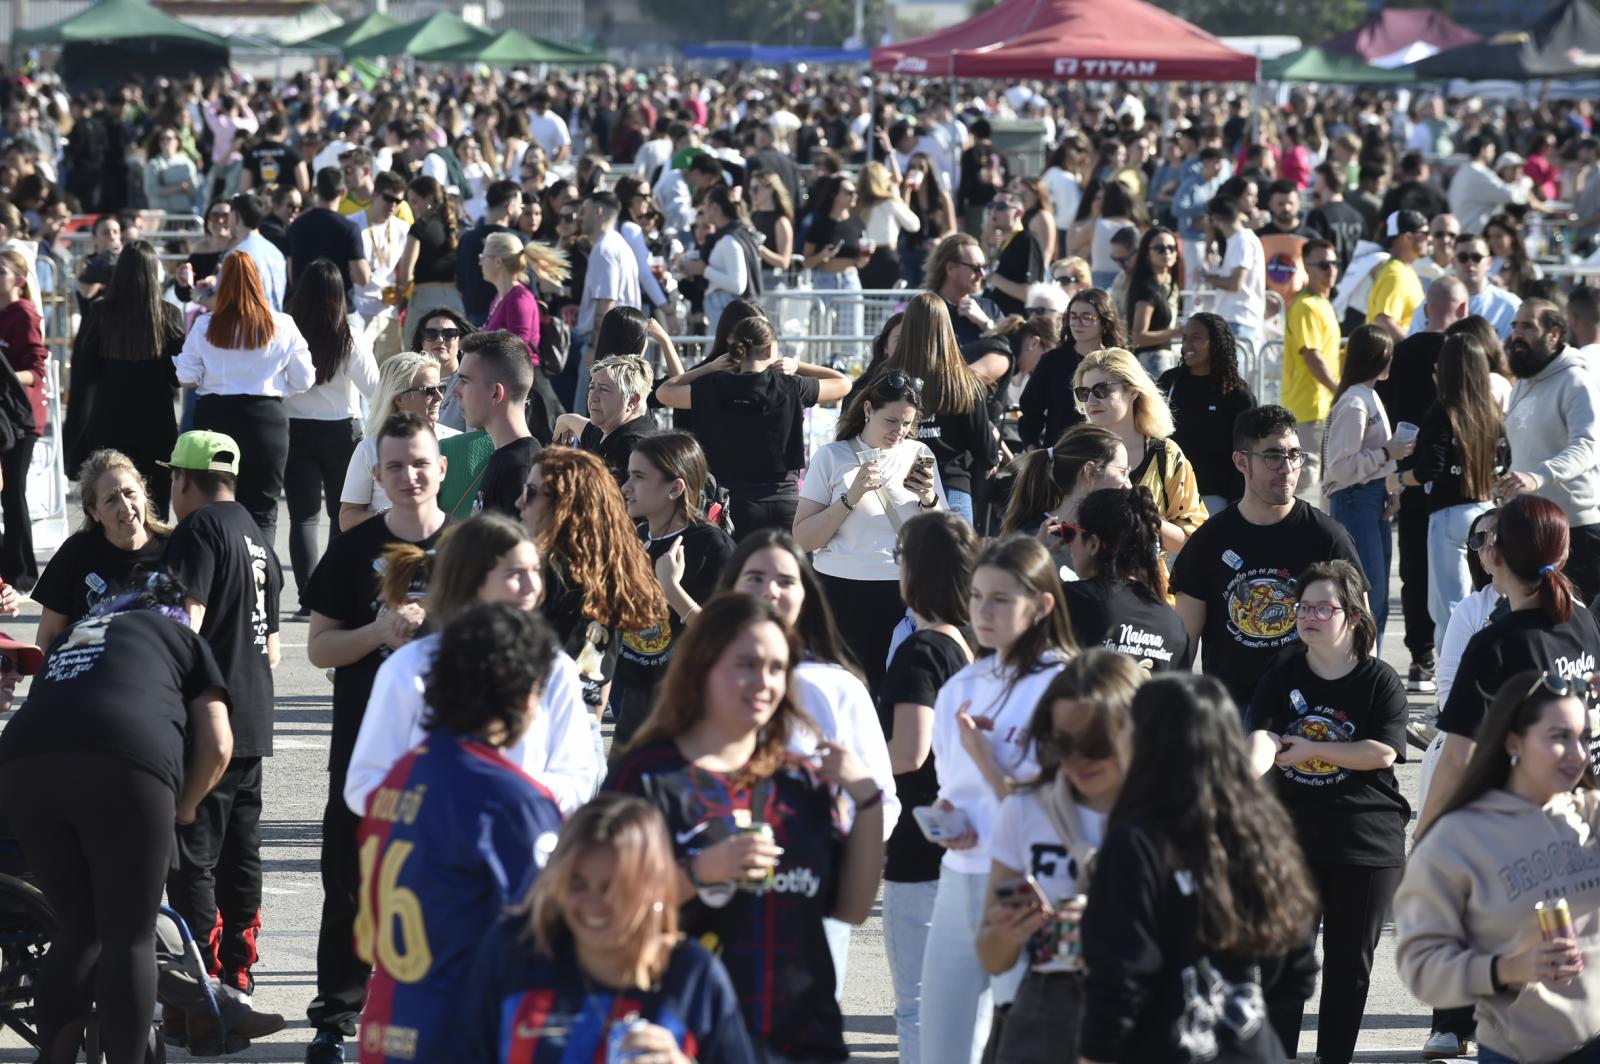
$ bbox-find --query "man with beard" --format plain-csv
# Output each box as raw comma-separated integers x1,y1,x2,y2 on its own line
1497,299,1600,603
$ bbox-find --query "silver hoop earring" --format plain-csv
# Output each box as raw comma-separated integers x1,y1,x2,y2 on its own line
1510,753,1521,767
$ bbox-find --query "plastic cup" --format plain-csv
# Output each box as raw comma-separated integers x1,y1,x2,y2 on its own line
1394,421,1420,445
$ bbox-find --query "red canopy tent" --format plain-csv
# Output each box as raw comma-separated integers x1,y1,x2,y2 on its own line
870,0,1257,82
1319,8,1480,64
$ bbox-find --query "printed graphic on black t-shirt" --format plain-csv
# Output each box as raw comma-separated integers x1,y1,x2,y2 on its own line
616,523,735,690
31,528,169,631
1062,580,1189,672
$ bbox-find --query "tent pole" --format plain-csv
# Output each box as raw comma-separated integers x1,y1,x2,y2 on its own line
866,78,877,164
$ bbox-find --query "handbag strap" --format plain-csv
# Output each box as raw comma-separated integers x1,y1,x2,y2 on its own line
848,437,904,534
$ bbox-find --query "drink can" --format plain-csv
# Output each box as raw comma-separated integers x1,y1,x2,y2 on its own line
606,1015,649,1063
741,822,775,888
1538,898,1575,942
1056,894,1087,971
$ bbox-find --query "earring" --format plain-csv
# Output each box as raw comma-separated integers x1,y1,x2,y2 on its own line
1510,753,1521,767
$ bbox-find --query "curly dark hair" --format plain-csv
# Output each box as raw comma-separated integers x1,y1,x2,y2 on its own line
1075,486,1168,599
1185,312,1246,396
422,603,558,742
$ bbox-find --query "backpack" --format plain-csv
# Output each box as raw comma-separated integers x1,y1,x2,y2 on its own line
701,472,735,537
0,349,35,453
536,299,570,376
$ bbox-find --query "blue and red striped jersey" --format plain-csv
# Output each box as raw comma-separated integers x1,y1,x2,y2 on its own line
356,731,564,1064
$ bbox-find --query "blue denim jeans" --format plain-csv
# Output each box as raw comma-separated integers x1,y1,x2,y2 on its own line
1428,501,1494,650
884,879,938,1064
945,489,974,526
1328,479,1393,641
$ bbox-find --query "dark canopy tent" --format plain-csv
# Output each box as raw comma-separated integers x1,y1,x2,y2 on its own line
1319,8,1480,65
1262,46,1417,83
870,0,1257,81
1411,0,1600,79
15,0,230,89
302,11,403,53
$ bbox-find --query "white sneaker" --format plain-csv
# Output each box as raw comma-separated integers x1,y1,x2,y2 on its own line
1422,1030,1466,1059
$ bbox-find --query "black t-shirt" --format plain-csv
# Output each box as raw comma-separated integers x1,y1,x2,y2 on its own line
542,557,621,710
1305,201,1367,271
943,294,1003,350
302,513,448,775
1158,367,1256,501
411,216,456,284
1126,278,1175,352
164,501,281,758
287,208,365,293
604,742,847,1061
32,527,169,630
579,416,655,485
1250,649,1410,866
476,436,541,518
614,522,736,694
879,628,968,884
1169,500,1364,711
241,139,300,188
1374,331,1444,476
805,214,865,260
456,222,519,324
1438,606,1600,750
1061,579,1190,672
688,371,819,487
1017,341,1087,450
1410,402,1509,513
987,229,1042,317
0,611,227,793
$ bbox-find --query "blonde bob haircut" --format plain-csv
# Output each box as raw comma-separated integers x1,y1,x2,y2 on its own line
1072,346,1175,440
365,351,441,437
591,353,653,404
520,794,681,989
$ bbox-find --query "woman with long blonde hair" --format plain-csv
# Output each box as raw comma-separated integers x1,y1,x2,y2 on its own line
857,160,920,290
881,291,996,523
175,251,315,541
457,794,755,1062
338,352,461,531
1072,347,1206,555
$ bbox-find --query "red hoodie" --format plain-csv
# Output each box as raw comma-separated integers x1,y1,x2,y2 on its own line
0,300,47,435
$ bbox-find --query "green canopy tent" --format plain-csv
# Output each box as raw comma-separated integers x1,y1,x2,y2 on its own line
1262,46,1416,83
15,0,230,89
420,28,604,66
344,12,494,60
302,11,402,53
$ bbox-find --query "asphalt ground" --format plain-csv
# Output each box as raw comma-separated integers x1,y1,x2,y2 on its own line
0,509,1462,1063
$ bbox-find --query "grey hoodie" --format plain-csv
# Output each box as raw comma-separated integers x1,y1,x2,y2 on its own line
1395,788,1600,1063
1504,347,1600,529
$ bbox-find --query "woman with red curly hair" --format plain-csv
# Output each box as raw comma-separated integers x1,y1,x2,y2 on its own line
517,446,667,758
175,251,316,542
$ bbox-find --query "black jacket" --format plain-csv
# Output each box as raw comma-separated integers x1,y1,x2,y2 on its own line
1016,341,1086,450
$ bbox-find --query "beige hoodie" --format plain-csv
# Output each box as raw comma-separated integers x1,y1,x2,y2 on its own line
1395,788,1600,1063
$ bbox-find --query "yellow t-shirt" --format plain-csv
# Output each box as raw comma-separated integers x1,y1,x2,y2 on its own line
339,193,415,225
1282,291,1342,424
1366,258,1424,331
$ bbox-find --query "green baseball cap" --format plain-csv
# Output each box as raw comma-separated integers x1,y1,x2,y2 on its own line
159,430,241,474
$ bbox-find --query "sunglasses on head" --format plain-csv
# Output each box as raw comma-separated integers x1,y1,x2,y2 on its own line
1073,381,1122,403
1467,527,1498,551
421,328,461,343
1523,668,1600,709
878,370,924,395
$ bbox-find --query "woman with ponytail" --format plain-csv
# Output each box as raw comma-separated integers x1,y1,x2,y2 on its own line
1001,424,1130,577
480,231,570,444
1060,487,1189,670
394,175,465,323
657,314,850,537
1418,494,1600,837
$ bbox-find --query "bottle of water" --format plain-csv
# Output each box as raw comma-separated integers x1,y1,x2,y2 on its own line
1528,215,1548,260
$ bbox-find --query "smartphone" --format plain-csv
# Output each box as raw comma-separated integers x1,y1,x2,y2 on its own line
912,804,970,843
993,875,1050,909
916,454,935,473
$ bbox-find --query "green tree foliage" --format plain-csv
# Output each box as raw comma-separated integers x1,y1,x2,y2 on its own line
1152,0,1368,41
647,0,889,47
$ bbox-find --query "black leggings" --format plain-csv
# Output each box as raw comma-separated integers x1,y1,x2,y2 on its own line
0,432,38,585
723,480,799,543
285,418,360,603
0,751,173,1064
816,571,905,694
194,393,289,545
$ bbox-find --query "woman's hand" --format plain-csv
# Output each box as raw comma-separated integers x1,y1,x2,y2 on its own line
776,356,799,376
1274,734,1320,768
614,1022,693,1064
984,887,1051,951
813,739,875,798
933,798,978,850
645,316,673,348
175,804,197,827
904,460,936,505
1384,436,1416,461
847,460,883,506
692,830,782,884
1499,937,1584,987
654,539,686,591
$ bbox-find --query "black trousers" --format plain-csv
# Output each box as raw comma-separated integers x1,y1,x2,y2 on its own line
168,756,263,992
725,480,799,542
193,394,289,545
307,772,366,1036
1568,523,1600,609
1433,1005,1476,1039
1267,861,1403,1064
0,751,172,1064
0,432,38,586
285,417,360,603
1396,485,1433,664
816,571,905,695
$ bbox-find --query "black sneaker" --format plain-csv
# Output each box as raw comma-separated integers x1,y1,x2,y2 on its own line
1407,660,1438,694
307,1030,346,1064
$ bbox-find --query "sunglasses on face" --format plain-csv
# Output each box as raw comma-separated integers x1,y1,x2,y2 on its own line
1457,252,1488,264
1305,259,1335,271
1149,243,1178,254
1074,381,1122,403
520,481,551,503
1046,519,1089,545
956,260,987,274
1244,448,1307,470
1067,311,1100,325
421,328,461,343
1467,527,1498,551
400,384,446,401
1054,274,1081,285
1041,725,1115,763
1294,602,1344,621
382,194,404,205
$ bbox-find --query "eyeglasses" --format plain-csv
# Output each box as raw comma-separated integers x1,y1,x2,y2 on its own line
1040,725,1115,763
1244,449,1307,469
1305,259,1336,271
1067,312,1100,326
1073,381,1123,403
1294,602,1345,621
1149,244,1178,254
1025,305,1057,318
991,200,1017,211
1456,252,1488,264
400,384,446,401
1467,527,1498,552
956,260,987,274
1053,274,1081,285
420,328,461,343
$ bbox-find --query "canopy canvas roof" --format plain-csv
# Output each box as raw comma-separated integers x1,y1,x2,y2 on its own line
1262,45,1417,83
422,28,604,65
342,11,493,60
1319,8,1481,67
302,11,402,52
16,0,229,48
1411,0,1600,80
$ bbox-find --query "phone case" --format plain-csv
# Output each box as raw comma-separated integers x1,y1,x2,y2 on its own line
912,804,970,843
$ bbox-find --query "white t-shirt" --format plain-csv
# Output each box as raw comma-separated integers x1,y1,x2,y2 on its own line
526,110,572,157
787,660,901,839
932,655,1067,875
577,228,642,335
800,437,945,581
990,793,1107,971
1215,227,1266,333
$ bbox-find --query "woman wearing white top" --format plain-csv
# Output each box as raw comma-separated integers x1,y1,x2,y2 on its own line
858,161,921,291
337,352,461,531
1041,143,1084,254
342,514,597,817
796,370,944,693
284,259,378,613
1322,324,1415,644
175,251,315,542
921,536,1076,1064
721,529,900,997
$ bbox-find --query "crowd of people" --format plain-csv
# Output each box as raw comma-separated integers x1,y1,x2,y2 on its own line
0,56,1594,1064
